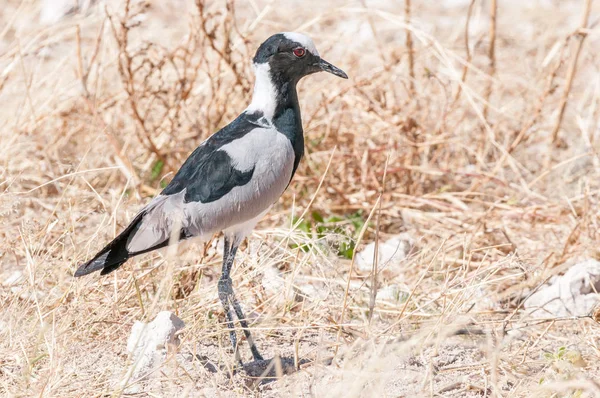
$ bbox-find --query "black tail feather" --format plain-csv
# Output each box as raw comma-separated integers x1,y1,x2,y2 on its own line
75,231,134,277
74,212,146,277
75,211,190,277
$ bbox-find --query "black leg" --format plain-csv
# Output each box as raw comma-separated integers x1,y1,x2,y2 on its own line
218,235,264,364
218,237,242,366
230,290,264,361
218,282,242,365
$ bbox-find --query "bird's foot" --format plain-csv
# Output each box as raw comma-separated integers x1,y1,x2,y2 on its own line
239,356,308,385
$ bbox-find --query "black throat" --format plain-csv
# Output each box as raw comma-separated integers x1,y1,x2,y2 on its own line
272,76,305,180
271,76,300,119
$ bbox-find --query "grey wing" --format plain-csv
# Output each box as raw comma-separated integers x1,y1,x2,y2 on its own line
124,191,188,253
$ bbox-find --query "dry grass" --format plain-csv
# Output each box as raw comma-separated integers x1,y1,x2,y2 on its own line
2,0,600,396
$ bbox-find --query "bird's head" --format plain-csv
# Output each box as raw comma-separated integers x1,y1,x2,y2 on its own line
253,32,348,83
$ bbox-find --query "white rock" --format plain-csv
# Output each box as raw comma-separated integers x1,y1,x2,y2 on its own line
261,266,285,296
472,286,498,312
263,266,331,304
40,0,98,25
3,270,23,286
295,282,330,301
524,259,600,318
356,234,414,272
3,271,46,301
126,311,184,381
14,288,45,301
376,284,409,304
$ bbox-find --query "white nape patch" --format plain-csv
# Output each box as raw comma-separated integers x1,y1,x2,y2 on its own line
246,63,278,121
282,32,319,56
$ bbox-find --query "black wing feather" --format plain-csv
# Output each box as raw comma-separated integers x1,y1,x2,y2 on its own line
161,113,261,203
74,212,145,277
162,149,254,204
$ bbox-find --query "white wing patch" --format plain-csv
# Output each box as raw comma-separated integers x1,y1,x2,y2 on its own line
282,32,319,56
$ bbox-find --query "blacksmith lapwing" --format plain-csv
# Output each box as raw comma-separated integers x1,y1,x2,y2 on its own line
75,32,347,365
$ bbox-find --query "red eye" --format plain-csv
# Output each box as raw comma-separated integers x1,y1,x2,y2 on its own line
292,47,306,58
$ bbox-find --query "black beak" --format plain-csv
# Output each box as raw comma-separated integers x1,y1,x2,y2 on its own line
318,58,348,79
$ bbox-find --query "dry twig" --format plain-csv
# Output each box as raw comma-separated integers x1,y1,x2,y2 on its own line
550,0,593,144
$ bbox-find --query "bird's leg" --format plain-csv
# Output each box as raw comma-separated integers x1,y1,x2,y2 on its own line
220,235,264,363
229,285,264,361
218,236,242,366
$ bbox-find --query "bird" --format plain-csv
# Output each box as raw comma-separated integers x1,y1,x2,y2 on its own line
74,32,348,366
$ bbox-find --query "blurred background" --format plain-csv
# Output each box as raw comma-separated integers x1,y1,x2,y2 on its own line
1,0,600,396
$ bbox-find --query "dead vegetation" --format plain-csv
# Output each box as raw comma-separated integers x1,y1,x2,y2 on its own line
1,0,600,396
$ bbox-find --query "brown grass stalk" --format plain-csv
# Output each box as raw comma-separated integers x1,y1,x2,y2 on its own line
550,0,593,145
367,155,389,324
483,0,497,120
405,0,415,95
452,0,476,105
508,39,569,153
106,1,167,169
